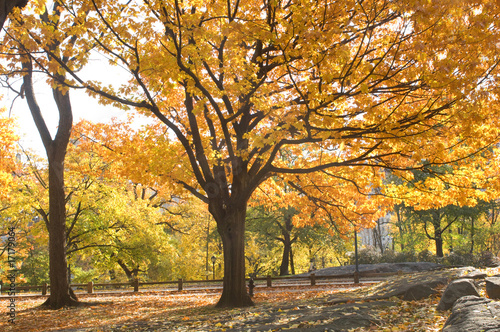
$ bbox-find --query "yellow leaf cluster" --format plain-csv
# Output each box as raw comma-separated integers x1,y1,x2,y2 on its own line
0,106,19,201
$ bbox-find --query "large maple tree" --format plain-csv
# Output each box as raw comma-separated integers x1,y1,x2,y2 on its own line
3,0,500,307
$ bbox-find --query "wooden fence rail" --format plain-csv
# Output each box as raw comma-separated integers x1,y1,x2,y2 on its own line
0,271,399,297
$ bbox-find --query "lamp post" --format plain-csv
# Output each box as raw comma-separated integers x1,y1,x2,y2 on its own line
211,255,216,280
354,228,360,284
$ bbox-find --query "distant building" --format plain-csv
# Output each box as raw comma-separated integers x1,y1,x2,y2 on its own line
360,213,393,253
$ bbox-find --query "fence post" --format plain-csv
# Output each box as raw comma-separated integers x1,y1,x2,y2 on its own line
310,273,316,286
353,271,360,284
178,278,183,291
248,277,255,298
42,283,48,295
133,278,139,292
266,275,272,287
87,281,94,294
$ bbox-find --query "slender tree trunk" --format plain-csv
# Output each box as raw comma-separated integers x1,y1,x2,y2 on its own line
205,218,210,280
373,220,384,253
490,204,499,254
290,248,295,275
279,235,291,276
470,216,475,254
395,206,405,251
215,206,253,307
278,212,295,276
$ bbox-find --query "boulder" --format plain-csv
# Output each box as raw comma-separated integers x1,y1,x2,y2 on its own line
437,279,480,311
485,277,500,300
442,296,500,332
477,251,500,267
458,270,487,280
329,313,379,331
402,284,437,301
300,262,445,277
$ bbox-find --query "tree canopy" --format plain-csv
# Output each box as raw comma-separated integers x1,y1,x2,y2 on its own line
2,0,500,307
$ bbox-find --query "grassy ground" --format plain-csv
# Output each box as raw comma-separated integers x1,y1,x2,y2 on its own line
1,267,498,331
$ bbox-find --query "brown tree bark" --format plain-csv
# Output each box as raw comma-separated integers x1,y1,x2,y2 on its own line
470,216,475,254
46,158,78,308
277,214,295,276
395,206,405,252
214,204,253,307
279,234,292,276
429,212,445,258
116,259,140,282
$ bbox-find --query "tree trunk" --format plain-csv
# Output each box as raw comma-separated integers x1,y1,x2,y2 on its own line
395,206,405,251
290,248,295,275
278,212,294,276
373,221,383,254
43,160,78,308
279,235,291,276
470,216,475,254
435,235,444,258
432,212,444,258
215,206,253,307
433,219,444,258
22,59,77,308
0,0,28,30
116,259,139,282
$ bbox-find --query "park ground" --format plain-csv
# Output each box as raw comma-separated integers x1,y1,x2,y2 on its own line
1,266,499,332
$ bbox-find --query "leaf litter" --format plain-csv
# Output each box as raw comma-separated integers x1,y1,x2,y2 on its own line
1,267,498,331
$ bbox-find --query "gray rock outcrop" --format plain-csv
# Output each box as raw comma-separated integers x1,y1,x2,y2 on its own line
442,295,500,332
437,279,480,311
485,276,500,300
459,270,487,280
402,284,437,301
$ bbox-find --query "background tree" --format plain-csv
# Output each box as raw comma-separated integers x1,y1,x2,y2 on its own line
248,172,367,276
247,206,299,276
407,205,460,257
246,205,352,276
249,178,301,276
387,163,500,258
4,0,500,307
391,203,427,253
484,200,500,255
0,145,49,285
